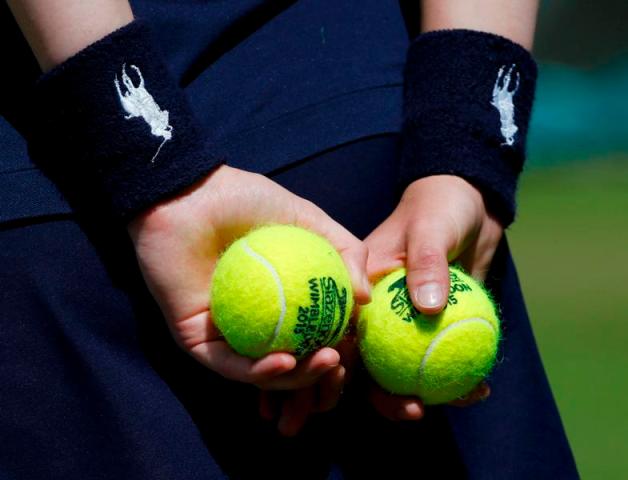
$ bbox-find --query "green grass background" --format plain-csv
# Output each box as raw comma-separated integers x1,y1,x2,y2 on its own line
508,158,628,478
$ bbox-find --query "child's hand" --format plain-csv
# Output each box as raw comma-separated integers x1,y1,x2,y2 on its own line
127,165,370,391
363,174,503,420
368,382,492,421
258,333,360,436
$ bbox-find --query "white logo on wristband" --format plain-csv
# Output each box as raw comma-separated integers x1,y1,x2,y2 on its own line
115,64,173,162
491,64,520,146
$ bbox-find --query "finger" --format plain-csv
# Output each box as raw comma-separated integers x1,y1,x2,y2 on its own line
278,387,316,437
405,223,452,315
315,365,346,412
456,243,487,282
295,200,371,304
368,384,424,421
457,244,493,282
333,333,360,383
189,341,296,383
362,216,406,283
170,310,221,351
259,390,278,421
260,347,340,390
449,382,491,407
457,215,503,282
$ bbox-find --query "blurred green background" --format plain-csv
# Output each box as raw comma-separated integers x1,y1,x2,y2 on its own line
508,2,628,477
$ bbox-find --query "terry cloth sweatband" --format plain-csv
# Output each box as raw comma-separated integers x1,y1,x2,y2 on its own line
399,29,537,226
29,21,222,221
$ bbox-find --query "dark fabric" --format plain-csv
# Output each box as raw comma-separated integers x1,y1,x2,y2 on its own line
29,21,222,222
445,239,579,479
0,136,577,479
0,118,72,224
0,218,224,480
0,0,407,222
400,29,538,226
179,0,407,175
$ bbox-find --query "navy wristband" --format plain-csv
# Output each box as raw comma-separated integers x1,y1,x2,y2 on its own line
399,29,537,226
29,21,222,221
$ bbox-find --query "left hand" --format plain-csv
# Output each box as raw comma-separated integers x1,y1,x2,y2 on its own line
258,333,360,436
363,174,504,420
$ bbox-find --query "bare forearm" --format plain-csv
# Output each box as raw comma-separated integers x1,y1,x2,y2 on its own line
420,0,539,50
7,0,133,71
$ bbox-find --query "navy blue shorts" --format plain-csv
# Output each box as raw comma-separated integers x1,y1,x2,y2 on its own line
0,135,577,479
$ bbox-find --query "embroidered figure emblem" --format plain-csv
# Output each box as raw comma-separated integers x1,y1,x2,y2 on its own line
115,64,173,162
491,64,520,146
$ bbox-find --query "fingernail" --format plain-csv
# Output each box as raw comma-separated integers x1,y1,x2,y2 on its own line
398,402,422,420
415,283,443,308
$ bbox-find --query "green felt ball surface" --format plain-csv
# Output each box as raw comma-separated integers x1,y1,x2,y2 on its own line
211,224,353,358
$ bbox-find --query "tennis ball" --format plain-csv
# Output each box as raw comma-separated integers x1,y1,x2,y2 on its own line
210,224,354,359
358,266,500,405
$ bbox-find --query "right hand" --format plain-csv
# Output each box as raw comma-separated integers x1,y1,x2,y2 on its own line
127,164,371,392
258,331,361,436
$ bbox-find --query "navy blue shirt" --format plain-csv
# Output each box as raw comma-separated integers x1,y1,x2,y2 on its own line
0,0,408,222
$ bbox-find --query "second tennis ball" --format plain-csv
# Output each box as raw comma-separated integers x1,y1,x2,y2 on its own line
210,224,353,359
358,266,500,405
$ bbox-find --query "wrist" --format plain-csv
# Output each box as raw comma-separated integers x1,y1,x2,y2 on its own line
29,20,224,223
398,29,537,227
127,163,232,243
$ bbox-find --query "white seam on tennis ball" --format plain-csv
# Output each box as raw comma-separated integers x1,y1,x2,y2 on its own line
241,240,286,347
419,317,496,376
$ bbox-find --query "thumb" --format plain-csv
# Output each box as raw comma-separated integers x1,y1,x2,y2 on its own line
405,223,452,315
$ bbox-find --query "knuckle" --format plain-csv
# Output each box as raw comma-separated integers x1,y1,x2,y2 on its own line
300,199,324,218
409,247,443,272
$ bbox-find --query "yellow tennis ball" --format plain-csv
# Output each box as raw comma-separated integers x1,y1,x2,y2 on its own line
210,224,354,359
358,266,500,405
